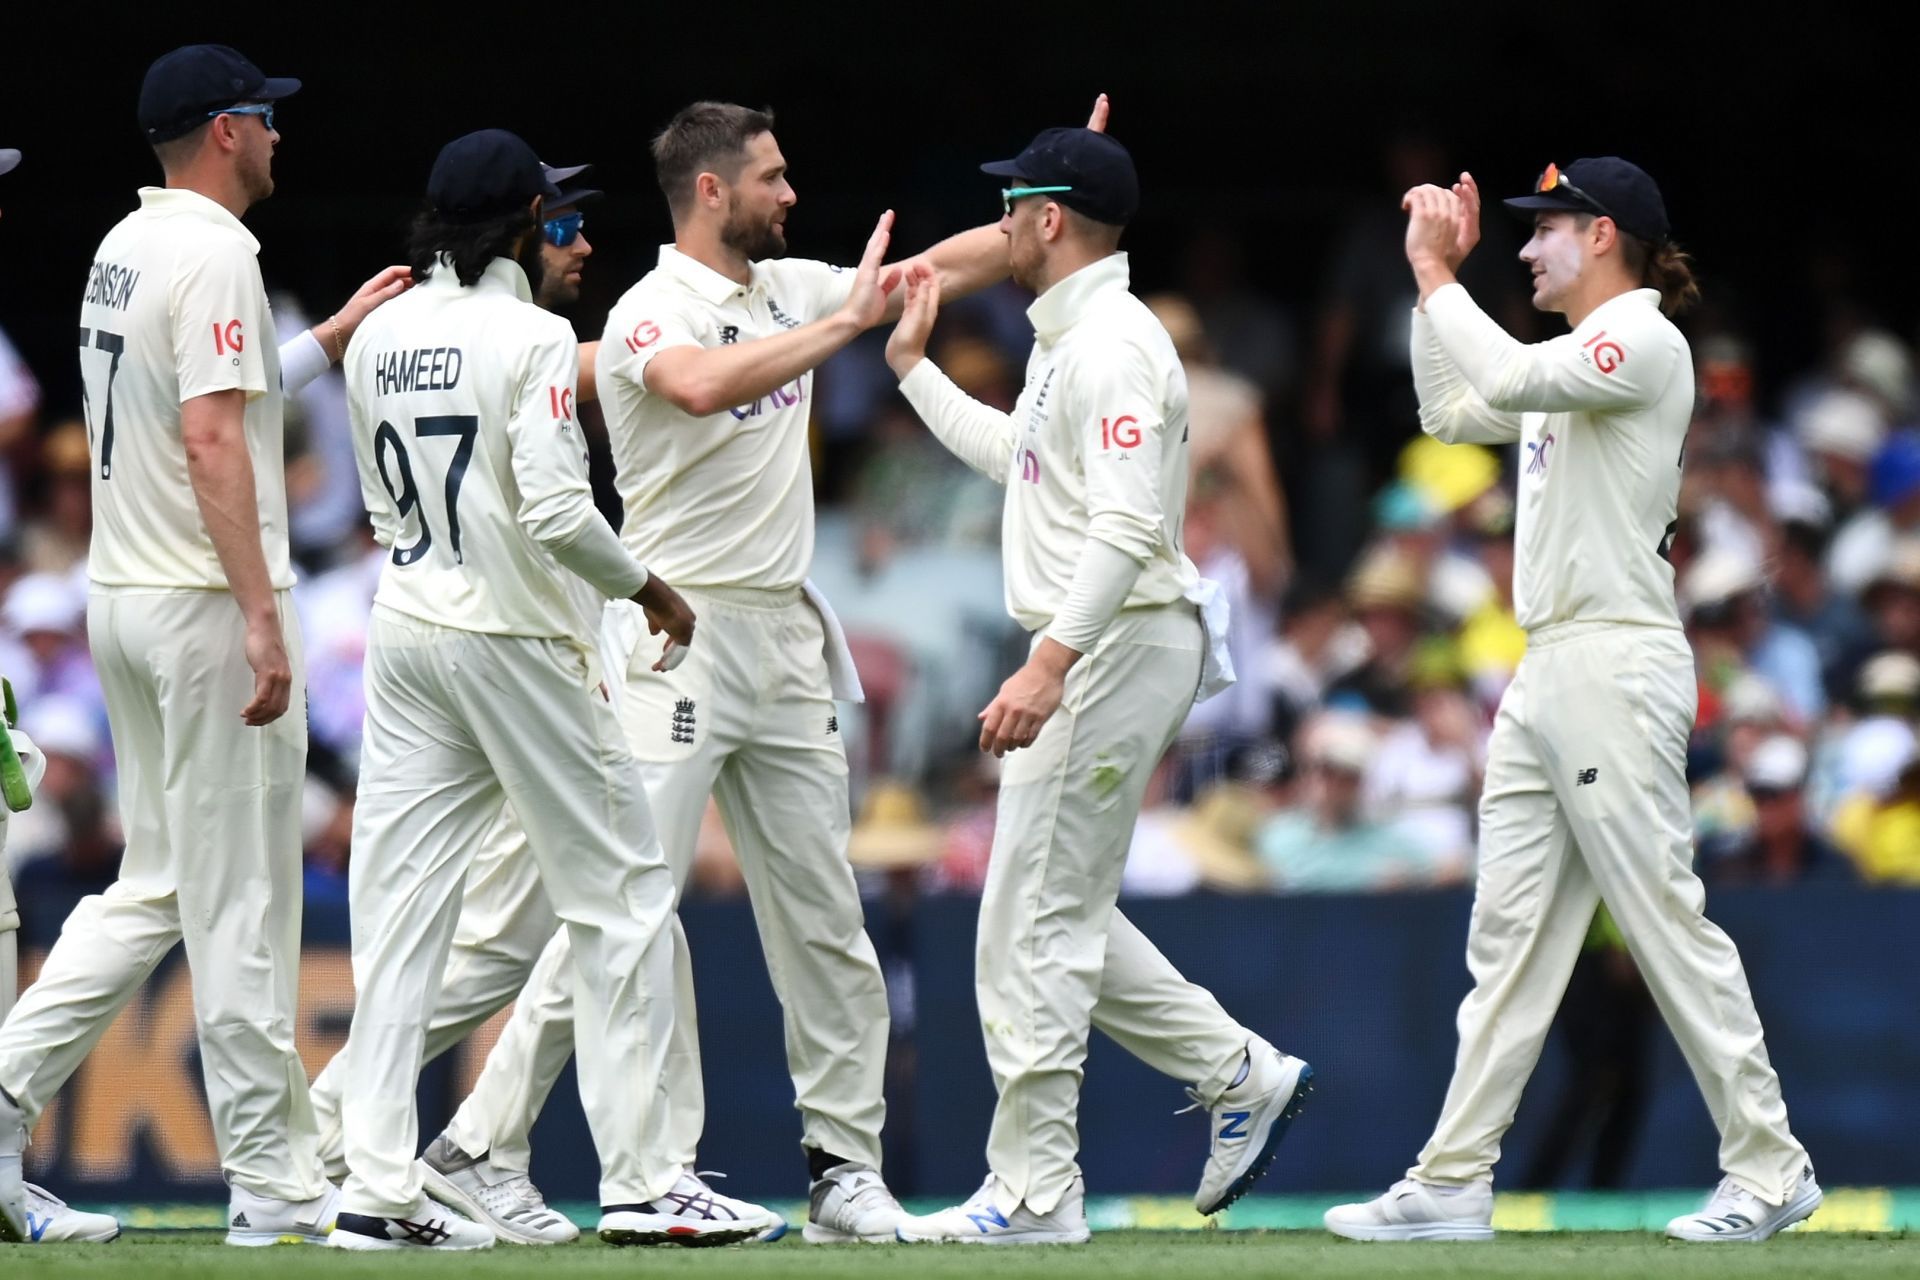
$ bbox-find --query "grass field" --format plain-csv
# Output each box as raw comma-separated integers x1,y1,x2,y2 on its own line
4,1229,1918,1278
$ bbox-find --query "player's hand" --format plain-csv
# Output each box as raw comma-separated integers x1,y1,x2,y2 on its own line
1449,171,1482,266
885,263,942,378
241,615,293,726
838,210,905,332
1401,184,1465,271
329,265,414,354
633,575,696,671
978,651,1070,757
1086,93,1110,132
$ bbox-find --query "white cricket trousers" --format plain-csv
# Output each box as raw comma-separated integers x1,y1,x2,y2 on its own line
339,607,679,1217
443,586,890,1174
1411,622,1809,1204
981,607,1252,1215
0,589,325,1202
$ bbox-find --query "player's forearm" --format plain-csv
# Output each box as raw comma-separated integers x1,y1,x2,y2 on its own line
1045,537,1143,656
925,225,1010,301
646,314,859,418
896,359,1017,480
182,392,280,625
542,509,650,601
577,340,601,403
1411,306,1522,444
1410,254,1459,309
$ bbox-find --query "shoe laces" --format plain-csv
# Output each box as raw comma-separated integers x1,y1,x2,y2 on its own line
1701,1176,1765,1217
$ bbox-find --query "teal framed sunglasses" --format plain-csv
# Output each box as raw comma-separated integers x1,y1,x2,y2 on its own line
207,103,276,131
1001,185,1072,217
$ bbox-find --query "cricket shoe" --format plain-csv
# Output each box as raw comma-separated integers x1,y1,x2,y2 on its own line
1186,1041,1315,1215
1323,1177,1493,1241
1666,1166,1823,1242
327,1197,494,1251
804,1160,904,1243
895,1174,1090,1244
598,1169,775,1246
21,1184,120,1242
419,1136,577,1245
0,1086,25,1243
226,1181,342,1246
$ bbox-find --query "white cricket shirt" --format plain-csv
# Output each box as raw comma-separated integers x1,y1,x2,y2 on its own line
344,256,645,640
898,252,1200,635
1413,283,1692,634
595,246,855,590
78,187,291,591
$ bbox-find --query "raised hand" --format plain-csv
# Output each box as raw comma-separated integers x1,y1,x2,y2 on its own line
1449,171,1482,267
839,210,906,332
885,263,942,377
1087,93,1110,132
1401,184,1465,270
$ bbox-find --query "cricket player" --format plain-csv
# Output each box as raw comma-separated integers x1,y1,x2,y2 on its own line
329,128,712,1252
301,161,602,1247
421,99,1113,1244
0,45,403,1248
882,125,1313,1245
1324,160,1820,1243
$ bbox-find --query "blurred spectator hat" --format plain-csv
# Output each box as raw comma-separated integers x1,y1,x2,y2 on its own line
1842,330,1914,418
4,573,85,637
1768,479,1832,530
1860,650,1920,703
1796,389,1886,463
1870,433,1920,508
1172,785,1271,891
42,421,92,477
0,149,18,177
1307,714,1373,775
1399,435,1499,515
1345,546,1423,612
1866,536,1920,596
19,693,101,761
1465,488,1516,539
1680,546,1763,616
846,779,945,869
1744,735,1809,792
1408,636,1467,692
1372,481,1439,532
1723,673,1784,726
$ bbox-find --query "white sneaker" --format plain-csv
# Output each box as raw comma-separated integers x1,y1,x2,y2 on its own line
597,1169,775,1247
0,1086,26,1244
327,1196,495,1251
21,1184,120,1242
1324,1178,1494,1242
419,1136,577,1245
1666,1166,1823,1242
1189,1043,1314,1215
226,1182,341,1246
805,1160,904,1243
895,1174,1090,1245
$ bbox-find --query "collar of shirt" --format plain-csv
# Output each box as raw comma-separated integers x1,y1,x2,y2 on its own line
656,244,761,306
419,255,533,302
1588,286,1663,323
137,185,260,254
1027,252,1131,343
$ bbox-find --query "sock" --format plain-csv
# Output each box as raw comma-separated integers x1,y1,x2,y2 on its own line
807,1146,855,1181
1227,1050,1251,1091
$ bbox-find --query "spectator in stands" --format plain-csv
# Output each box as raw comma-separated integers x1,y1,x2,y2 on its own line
1455,490,1526,709
1829,429,1920,597
1681,547,1824,726
1365,639,1482,881
1257,715,1434,893
1327,545,1427,719
1773,514,1877,703
1260,577,1368,747
15,423,91,579
2,573,100,715
1700,736,1856,886
1797,390,1886,569
1131,740,1291,895
1861,536,1920,659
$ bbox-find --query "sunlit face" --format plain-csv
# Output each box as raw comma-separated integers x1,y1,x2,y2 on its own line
718,131,795,260
1517,211,1593,314
535,206,592,309
224,105,279,202
999,190,1051,291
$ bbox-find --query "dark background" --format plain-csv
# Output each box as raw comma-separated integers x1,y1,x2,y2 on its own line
0,2,1906,427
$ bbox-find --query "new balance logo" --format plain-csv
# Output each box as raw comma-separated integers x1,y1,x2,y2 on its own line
1576,768,1598,786
1218,1110,1251,1141
827,715,839,735
27,1213,49,1242
718,325,740,345
671,698,697,745
966,1206,1009,1234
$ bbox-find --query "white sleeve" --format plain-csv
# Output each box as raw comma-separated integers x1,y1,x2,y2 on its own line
509,325,650,600
1075,342,1170,565
599,298,705,400
1046,537,1144,654
898,359,1018,482
1411,308,1524,444
279,329,330,395
1425,282,1680,415
172,242,270,402
776,258,857,322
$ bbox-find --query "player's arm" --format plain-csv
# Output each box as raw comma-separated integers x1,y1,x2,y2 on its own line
576,340,601,403
639,212,901,418
1410,307,1523,444
885,265,1018,481
280,266,412,395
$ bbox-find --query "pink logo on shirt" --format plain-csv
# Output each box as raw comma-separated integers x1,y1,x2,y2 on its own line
1021,449,1040,483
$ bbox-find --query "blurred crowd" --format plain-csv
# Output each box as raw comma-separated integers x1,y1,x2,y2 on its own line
6,160,1920,916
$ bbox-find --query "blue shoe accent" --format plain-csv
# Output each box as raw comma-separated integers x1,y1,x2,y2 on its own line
27,1211,49,1242
758,1218,789,1243
1212,1063,1315,1215
1218,1111,1251,1141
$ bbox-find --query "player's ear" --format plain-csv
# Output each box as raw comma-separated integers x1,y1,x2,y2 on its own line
696,170,724,211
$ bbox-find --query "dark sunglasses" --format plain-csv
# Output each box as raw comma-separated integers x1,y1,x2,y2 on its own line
544,211,586,248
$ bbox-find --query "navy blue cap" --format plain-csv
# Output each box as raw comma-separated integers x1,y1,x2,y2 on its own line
542,161,601,210
139,44,300,143
981,126,1138,226
428,130,562,222
1503,157,1670,243
0,149,18,178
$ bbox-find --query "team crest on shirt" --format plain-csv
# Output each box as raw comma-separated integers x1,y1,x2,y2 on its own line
766,297,800,330
670,698,696,744
1525,431,1556,477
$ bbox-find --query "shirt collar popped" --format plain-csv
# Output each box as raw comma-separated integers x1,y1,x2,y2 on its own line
420,255,533,302
1026,252,1131,343
137,186,260,254
657,244,760,306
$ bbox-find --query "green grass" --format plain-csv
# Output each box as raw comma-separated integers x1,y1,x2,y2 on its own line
4,1230,1916,1278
